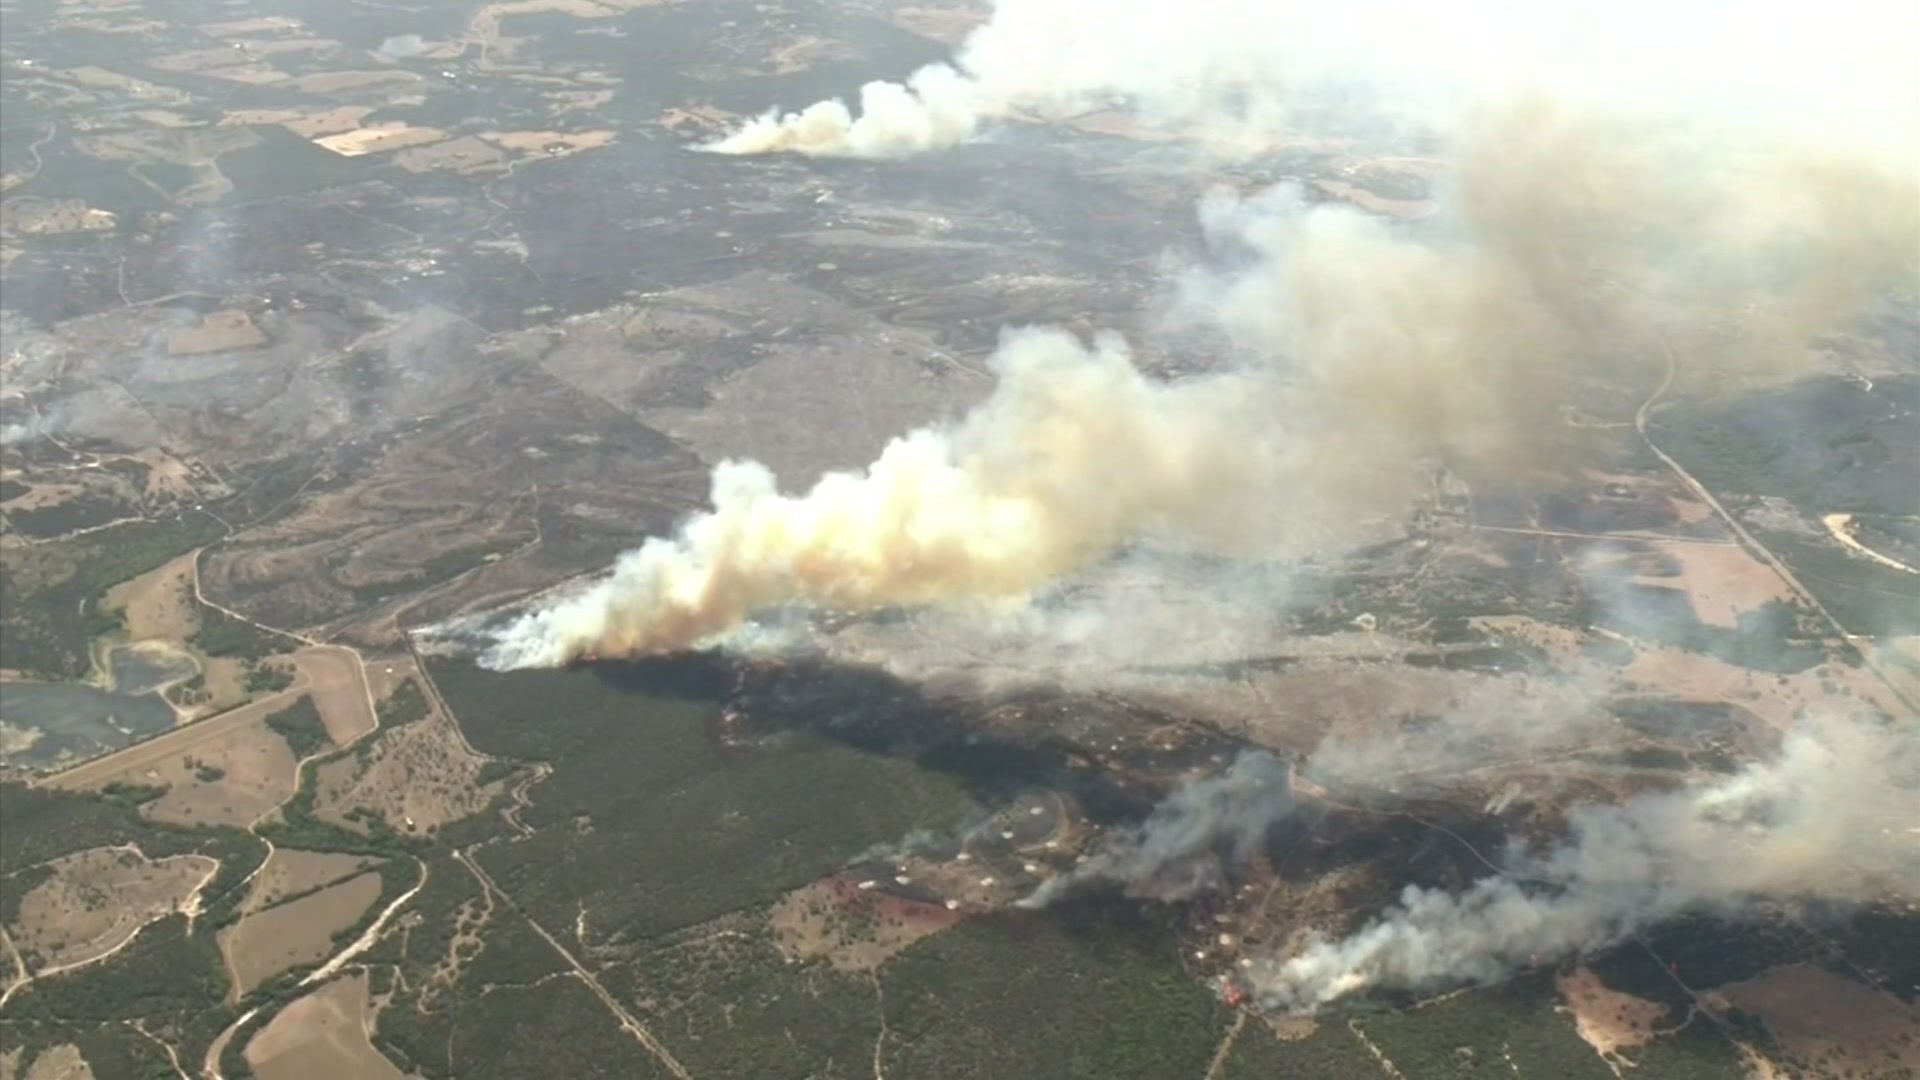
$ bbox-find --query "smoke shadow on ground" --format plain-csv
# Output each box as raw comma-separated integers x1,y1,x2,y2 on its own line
576,650,1169,825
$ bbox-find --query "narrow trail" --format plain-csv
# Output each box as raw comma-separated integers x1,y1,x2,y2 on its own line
1201,1011,1249,1080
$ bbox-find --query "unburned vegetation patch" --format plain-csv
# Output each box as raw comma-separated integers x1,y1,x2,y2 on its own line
604,909,882,1078
427,657,976,946
451,976,674,1080
876,903,1233,1080
1351,970,1619,1079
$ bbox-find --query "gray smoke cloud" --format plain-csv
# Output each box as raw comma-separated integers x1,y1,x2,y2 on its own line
1020,750,1294,906
0,400,70,448
1251,716,1920,1010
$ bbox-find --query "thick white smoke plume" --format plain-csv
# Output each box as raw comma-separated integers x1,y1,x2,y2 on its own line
1020,751,1294,907
1253,718,1920,1010
477,328,1292,667
707,0,1920,159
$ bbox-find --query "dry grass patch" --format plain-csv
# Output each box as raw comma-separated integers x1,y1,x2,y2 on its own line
309,710,502,836
244,971,404,1080
219,872,382,996
1556,965,1667,1068
7,846,215,972
1709,964,1920,1079
241,849,382,914
769,879,961,973
16,1043,91,1080
114,715,299,828
104,554,199,642
292,647,374,745
166,309,267,356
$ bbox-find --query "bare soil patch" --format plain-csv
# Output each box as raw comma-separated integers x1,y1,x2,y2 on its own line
7,846,215,972
219,871,382,996
243,971,404,1080
241,849,382,914
1708,964,1920,1078
1556,965,1667,1067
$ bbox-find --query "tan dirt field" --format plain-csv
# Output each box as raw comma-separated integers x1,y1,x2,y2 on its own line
104,546,200,638
1709,964,1920,1078
219,872,382,996
8,847,216,972
1650,541,1797,629
241,850,382,914
1556,965,1668,1065
292,646,375,746
243,972,404,1080
312,123,446,157
310,710,500,835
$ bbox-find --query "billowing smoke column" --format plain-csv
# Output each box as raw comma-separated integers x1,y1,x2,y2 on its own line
463,0,1918,669
477,115,1914,669
479,329,1290,668
1020,751,1294,906
1253,718,1920,1010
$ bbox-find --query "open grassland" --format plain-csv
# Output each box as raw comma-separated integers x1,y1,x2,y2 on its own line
219,871,382,996
241,849,383,913
6,846,214,973
310,710,500,838
244,972,405,1080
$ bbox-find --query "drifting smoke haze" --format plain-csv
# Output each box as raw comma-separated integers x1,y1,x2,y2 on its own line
1020,751,1294,907
1255,717,1920,1010
473,104,1915,668
450,0,1919,1012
